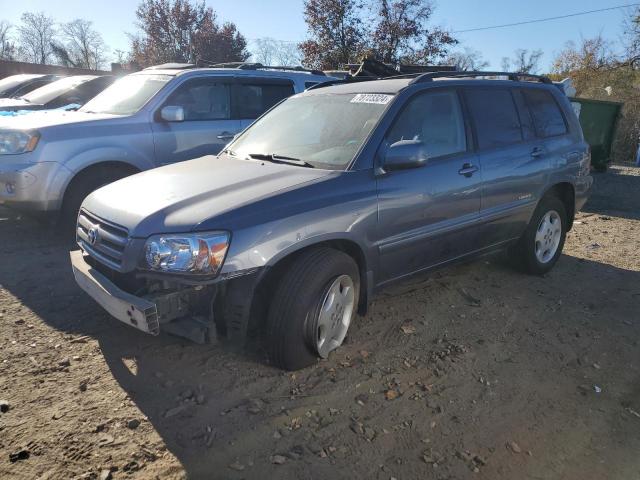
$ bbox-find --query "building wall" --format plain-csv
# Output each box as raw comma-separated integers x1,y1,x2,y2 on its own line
0,60,128,79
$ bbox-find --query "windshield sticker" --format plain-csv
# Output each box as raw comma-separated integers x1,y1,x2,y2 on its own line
350,93,393,105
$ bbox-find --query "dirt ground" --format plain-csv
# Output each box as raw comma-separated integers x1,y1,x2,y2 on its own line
1,166,639,480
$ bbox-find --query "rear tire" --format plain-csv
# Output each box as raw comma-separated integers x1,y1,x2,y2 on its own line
510,195,567,275
58,166,134,236
266,248,360,371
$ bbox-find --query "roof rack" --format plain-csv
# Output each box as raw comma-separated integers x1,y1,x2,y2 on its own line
305,76,378,91
206,62,326,76
144,63,197,70
409,71,552,85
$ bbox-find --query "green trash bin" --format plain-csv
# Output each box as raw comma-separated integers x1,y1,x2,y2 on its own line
569,97,622,172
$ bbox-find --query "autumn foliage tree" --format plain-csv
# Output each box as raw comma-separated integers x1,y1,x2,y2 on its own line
370,0,456,65
299,0,366,70
130,0,249,67
300,0,455,69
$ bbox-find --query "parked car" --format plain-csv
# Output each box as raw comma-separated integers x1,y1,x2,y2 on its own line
0,74,62,99
70,71,593,370
0,75,114,114
0,65,333,224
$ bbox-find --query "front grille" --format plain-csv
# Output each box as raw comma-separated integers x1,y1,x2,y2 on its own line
77,209,129,271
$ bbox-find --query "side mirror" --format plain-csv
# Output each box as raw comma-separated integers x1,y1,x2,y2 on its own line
160,105,184,122
384,139,429,171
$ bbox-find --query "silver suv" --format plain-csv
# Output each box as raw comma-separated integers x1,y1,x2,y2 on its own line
0,64,333,224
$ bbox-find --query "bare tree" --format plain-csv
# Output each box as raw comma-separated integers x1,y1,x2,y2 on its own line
623,6,640,59
444,47,488,71
552,36,614,75
0,21,17,60
502,49,544,73
253,37,301,66
18,12,57,64
114,49,129,64
61,19,108,69
274,42,302,66
253,37,278,65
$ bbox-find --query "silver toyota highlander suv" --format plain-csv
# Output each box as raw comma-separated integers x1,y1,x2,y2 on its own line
0,63,333,225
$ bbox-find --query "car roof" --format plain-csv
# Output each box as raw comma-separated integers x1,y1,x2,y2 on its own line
303,74,558,96
131,67,331,80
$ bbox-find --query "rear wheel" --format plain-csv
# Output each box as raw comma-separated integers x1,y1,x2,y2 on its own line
510,195,567,275
266,248,360,370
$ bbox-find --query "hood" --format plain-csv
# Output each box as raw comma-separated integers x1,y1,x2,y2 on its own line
83,155,334,237
0,98,43,112
0,110,120,130
0,98,30,107
0,104,81,118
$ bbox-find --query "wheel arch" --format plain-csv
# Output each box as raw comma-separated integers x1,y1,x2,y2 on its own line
60,161,141,211
542,182,575,230
247,238,370,337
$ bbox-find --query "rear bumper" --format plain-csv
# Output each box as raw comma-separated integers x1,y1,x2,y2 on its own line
575,174,593,211
70,250,160,335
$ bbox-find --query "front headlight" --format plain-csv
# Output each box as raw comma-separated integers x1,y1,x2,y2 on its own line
143,231,230,275
0,130,40,155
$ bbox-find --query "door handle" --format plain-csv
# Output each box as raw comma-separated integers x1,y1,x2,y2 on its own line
531,146,545,158
217,132,235,140
458,163,478,177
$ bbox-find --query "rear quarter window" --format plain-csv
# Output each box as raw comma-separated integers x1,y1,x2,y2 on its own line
465,88,523,150
522,88,568,138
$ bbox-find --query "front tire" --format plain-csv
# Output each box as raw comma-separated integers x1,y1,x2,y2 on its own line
511,195,567,275
266,248,360,371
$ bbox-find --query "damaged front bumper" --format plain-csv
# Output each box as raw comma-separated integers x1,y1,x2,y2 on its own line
70,250,262,344
71,250,160,334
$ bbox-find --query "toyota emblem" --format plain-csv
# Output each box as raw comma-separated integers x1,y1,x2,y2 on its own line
87,226,99,245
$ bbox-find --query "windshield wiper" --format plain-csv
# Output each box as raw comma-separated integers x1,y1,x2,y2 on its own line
247,153,315,168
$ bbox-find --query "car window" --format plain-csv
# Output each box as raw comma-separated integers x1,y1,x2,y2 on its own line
229,93,390,170
80,74,171,115
522,88,568,138
465,88,523,149
23,76,93,105
234,82,294,119
12,79,51,98
165,79,231,120
387,90,466,159
512,89,536,141
48,78,113,108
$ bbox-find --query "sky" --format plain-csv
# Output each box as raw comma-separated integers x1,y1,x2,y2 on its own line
1,0,636,70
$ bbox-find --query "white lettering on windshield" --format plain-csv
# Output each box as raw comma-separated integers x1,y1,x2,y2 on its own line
350,94,393,105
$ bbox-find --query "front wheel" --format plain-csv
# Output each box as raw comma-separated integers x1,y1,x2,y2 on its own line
266,248,360,370
510,195,567,275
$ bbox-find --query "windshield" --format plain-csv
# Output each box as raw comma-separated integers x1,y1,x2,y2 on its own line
0,75,39,96
229,93,392,170
23,76,92,104
80,74,172,115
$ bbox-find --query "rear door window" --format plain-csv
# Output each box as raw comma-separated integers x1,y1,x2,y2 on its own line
387,90,466,159
522,88,568,138
233,81,294,119
164,78,231,120
465,88,523,149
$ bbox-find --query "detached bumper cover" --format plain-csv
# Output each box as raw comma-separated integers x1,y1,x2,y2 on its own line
70,250,160,335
